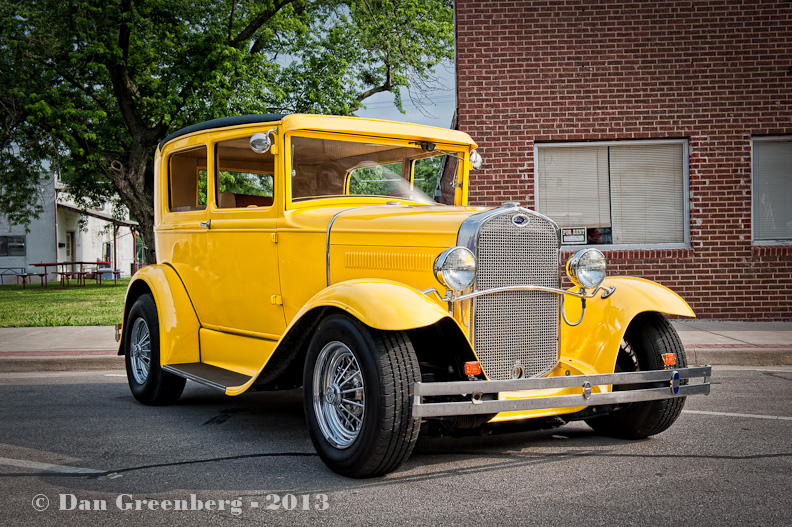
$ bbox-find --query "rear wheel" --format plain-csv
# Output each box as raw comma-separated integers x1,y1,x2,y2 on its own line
303,314,420,478
585,312,687,439
124,294,185,405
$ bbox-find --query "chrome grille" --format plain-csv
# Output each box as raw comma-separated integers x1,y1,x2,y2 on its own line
470,210,560,381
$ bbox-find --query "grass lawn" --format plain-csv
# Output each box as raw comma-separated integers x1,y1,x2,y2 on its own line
0,278,130,327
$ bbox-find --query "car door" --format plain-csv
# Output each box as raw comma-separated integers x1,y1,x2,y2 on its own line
158,143,211,328
197,134,286,339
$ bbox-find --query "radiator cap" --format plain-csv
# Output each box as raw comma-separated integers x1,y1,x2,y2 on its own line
503,201,520,207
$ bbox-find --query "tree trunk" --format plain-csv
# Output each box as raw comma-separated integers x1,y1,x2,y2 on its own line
106,139,158,264
130,203,156,265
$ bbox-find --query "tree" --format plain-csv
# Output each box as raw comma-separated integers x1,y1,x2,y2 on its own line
0,0,454,262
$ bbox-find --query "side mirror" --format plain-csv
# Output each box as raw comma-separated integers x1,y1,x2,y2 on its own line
250,128,277,154
469,150,483,170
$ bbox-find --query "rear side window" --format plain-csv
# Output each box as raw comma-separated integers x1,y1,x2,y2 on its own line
169,146,208,212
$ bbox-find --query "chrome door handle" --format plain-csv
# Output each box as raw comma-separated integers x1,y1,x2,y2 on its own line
199,219,211,229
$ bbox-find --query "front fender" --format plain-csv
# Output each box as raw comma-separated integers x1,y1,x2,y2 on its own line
294,278,451,331
119,264,200,365
559,276,694,375
232,279,459,396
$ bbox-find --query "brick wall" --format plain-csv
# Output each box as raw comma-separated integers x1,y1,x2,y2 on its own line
456,0,792,319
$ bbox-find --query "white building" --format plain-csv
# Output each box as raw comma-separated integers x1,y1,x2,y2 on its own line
0,175,138,285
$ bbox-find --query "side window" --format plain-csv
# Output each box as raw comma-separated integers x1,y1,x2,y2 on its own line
169,146,208,212
412,156,444,200
215,138,275,209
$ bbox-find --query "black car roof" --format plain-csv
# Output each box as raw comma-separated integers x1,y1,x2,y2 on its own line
159,114,289,149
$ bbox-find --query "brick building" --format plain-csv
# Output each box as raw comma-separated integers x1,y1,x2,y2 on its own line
455,0,792,320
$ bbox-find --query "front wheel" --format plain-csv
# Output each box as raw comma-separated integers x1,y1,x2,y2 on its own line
585,312,687,439
303,314,420,478
124,294,185,405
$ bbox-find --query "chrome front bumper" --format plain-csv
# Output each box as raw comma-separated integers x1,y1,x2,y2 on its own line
412,366,712,418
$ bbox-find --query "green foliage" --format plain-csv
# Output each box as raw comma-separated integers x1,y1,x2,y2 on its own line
413,155,443,195
0,0,454,254
349,162,403,195
348,155,444,199
199,170,274,204
219,171,274,197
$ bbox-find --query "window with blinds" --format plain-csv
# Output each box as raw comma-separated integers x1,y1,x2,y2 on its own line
536,140,688,246
753,138,792,242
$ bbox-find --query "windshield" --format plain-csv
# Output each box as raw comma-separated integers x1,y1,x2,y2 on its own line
290,136,460,204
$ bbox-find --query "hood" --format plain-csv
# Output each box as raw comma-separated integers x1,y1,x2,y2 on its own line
287,204,490,249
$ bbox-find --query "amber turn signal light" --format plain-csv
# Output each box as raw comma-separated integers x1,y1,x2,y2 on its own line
663,353,677,366
464,361,482,376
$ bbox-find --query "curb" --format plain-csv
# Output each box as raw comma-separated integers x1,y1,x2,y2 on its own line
687,347,792,367
0,355,124,373
1,348,791,373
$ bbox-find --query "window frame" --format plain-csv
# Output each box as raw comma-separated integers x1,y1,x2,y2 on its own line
534,139,691,250
285,131,464,209
751,136,792,247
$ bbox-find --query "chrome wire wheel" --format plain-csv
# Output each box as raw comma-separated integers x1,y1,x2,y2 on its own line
129,317,151,385
312,341,365,449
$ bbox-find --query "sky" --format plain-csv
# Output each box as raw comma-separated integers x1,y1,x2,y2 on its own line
353,63,456,129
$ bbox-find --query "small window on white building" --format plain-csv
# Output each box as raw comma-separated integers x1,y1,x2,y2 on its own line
0,235,26,256
536,140,688,246
753,137,792,243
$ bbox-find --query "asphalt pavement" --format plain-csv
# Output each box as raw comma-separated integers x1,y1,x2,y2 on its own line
0,319,790,372
1,366,791,526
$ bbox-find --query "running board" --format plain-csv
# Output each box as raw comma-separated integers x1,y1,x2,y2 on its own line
163,363,252,392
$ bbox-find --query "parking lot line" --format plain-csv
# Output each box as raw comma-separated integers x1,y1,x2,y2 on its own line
682,410,792,421
0,456,105,475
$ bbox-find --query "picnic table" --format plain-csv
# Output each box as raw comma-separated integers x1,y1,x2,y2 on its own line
0,266,49,289
0,267,28,286
31,261,118,288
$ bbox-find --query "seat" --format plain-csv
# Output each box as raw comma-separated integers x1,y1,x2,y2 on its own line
218,192,236,208
30,271,48,288
58,271,76,288
219,192,272,208
234,194,273,207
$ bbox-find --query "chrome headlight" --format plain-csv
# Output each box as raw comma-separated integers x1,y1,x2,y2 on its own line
566,248,607,290
434,247,476,292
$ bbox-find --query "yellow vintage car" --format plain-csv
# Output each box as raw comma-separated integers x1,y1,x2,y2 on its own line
119,114,711,478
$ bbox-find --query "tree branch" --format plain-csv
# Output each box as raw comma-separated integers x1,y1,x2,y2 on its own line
228,0,237,44
107,0,143,134
21,51,110,114
354,64,393,108
231,0,297,48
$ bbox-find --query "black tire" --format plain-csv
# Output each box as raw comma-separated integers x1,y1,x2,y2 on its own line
585,312,687,439
124,294,186,405
303,314,421,478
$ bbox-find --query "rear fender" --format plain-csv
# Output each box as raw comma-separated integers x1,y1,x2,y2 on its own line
118,264,200,365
